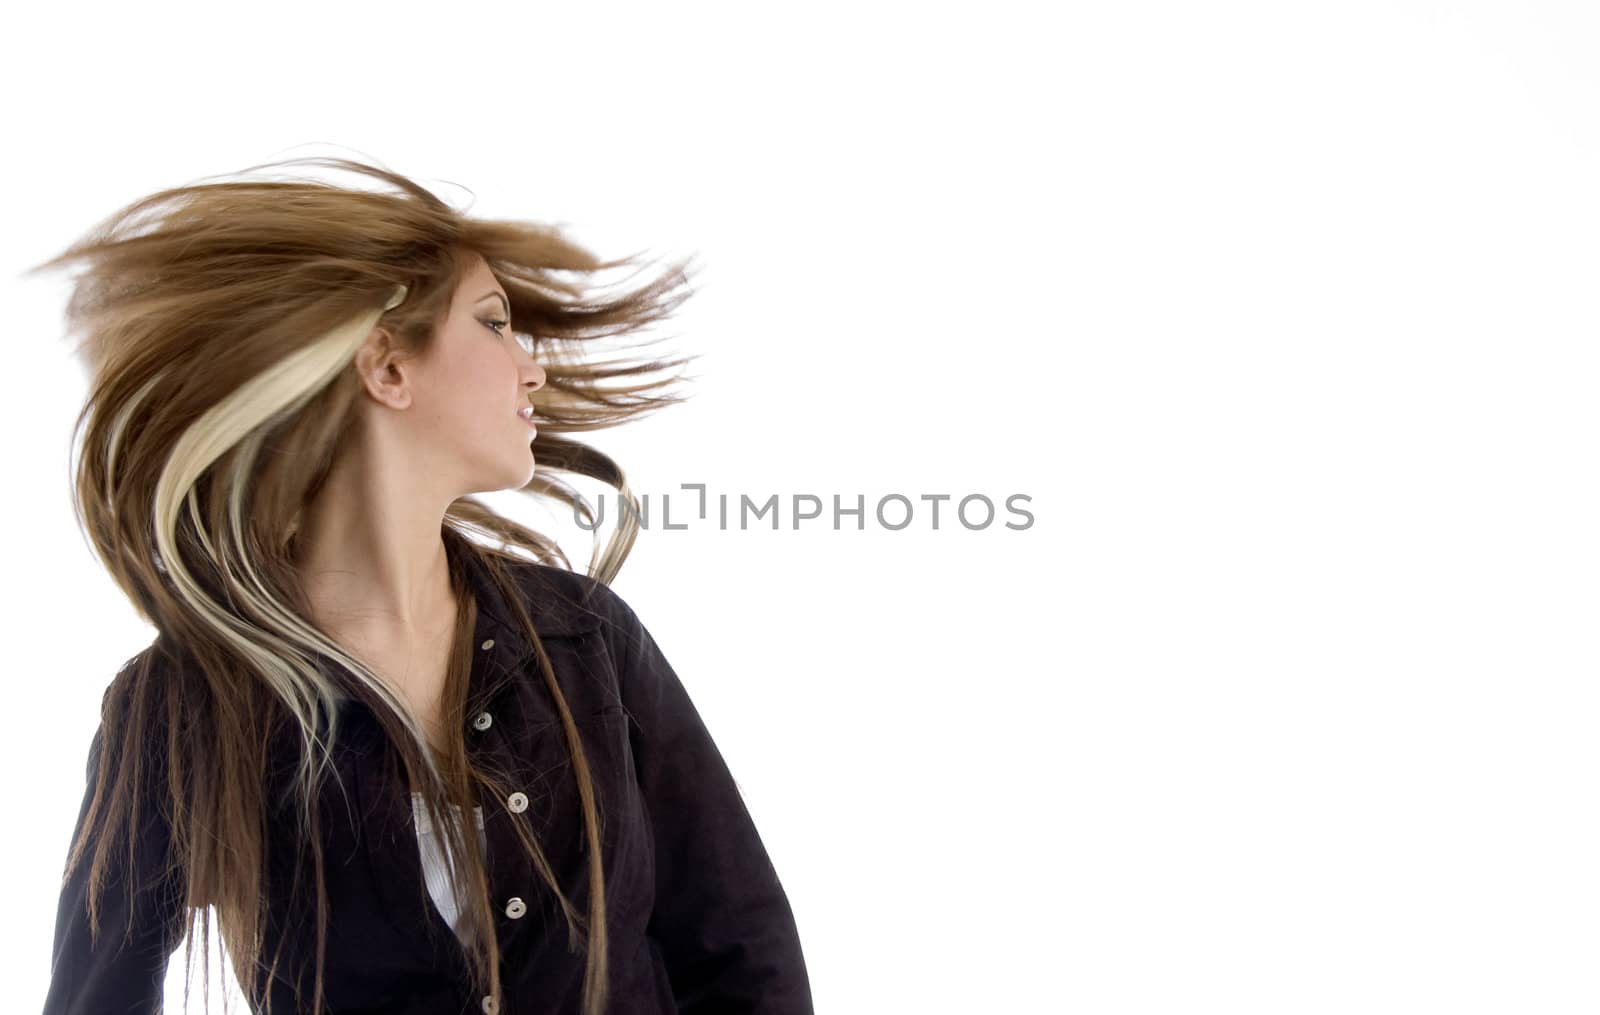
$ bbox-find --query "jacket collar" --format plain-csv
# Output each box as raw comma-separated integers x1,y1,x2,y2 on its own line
448,537,608,726
450,535,606,644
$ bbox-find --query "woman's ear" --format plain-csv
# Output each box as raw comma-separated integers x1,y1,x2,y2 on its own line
353,327,416,410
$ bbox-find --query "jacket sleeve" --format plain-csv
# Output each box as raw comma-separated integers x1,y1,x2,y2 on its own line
40,721,185,1015
607,592,815,1015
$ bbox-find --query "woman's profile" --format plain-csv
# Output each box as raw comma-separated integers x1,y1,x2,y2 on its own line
29,155,813,1015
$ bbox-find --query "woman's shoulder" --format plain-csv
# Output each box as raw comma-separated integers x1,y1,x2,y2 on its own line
73,636,181,805
96,635,173,721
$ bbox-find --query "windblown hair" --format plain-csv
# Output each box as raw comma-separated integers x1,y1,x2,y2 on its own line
25,155,698,1015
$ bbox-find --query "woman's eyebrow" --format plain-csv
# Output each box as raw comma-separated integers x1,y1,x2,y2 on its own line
477,292,510,315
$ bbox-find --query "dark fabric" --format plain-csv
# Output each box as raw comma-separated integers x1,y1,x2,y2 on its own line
40,543,813,1014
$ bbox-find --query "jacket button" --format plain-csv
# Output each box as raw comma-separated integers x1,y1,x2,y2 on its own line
480,638,495,650
506,791,528,813
480,995,498,1013
505,896,527,919
472,711,493,731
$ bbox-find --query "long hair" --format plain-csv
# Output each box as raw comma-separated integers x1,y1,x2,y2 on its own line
26,155,698,1014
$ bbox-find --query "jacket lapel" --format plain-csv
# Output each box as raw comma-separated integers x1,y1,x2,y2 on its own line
354,540,608,972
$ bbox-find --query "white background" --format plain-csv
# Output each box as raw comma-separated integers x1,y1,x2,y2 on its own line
4,1,1598,1011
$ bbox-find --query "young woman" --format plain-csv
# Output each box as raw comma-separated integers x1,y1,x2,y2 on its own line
32,156,813,1015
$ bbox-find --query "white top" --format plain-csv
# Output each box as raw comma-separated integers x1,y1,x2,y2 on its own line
410,790,488,942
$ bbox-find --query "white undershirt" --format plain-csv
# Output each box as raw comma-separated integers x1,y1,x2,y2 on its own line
410,791,487,941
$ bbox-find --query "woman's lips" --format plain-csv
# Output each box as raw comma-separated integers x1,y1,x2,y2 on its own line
517,406,537,434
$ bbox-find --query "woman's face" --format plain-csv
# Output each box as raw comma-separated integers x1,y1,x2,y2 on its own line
391,253,546,496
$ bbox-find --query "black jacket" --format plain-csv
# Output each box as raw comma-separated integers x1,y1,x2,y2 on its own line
41,547,814,1014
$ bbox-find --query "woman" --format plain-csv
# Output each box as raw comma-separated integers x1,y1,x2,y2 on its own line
31,156,813,1014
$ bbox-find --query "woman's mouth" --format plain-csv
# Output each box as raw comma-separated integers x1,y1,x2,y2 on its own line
517,405,537,434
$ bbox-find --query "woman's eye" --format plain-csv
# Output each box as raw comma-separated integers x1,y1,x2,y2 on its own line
486,319,536,356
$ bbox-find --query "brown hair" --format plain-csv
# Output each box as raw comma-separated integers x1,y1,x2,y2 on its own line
25,155,699,1014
